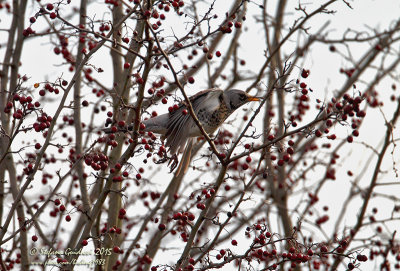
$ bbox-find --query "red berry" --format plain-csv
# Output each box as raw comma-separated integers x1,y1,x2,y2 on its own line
113,246,120,253
35,143,41,150
32,235,38,242
124,63,130,69
301,69,309,78
144,10,151,17
119,208,126,215
357,110,366,118
188,77,195,84
231,240,238,246
53,47,60,55
13,112,22,119
81,240,88,246
65,215,71,222
112,176,122,182
158,224,166,231
334,102,343,110
357,254,368,262
300,94,308,101
23,29,30,37
283,154,291,162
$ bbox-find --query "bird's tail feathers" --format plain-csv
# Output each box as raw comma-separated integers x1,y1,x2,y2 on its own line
102,114,169,134
143,114,169,134
174,138,194,176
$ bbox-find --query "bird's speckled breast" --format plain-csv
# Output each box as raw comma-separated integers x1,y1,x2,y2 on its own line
197,103,230,133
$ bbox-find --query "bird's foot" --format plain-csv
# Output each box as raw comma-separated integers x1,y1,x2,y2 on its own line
154,152,179,173
167,154,179,173
155,156,168,164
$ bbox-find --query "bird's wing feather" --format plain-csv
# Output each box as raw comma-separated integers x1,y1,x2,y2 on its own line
165,88,223,154
191,89,222,112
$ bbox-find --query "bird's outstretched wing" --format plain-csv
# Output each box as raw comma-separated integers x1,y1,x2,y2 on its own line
165,88,223,154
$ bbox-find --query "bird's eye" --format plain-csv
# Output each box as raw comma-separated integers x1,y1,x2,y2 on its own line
239,94,247,101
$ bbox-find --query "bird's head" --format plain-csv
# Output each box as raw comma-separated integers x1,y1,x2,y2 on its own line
225,89,261,111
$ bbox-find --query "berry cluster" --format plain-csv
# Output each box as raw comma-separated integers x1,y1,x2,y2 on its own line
84,152,109,171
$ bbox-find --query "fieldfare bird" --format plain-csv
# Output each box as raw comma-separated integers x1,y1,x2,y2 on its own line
105,88,260,174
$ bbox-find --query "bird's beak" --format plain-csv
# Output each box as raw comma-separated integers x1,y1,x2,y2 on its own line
246,95,261,102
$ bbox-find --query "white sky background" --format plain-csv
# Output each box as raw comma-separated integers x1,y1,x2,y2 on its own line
1,0,400,270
